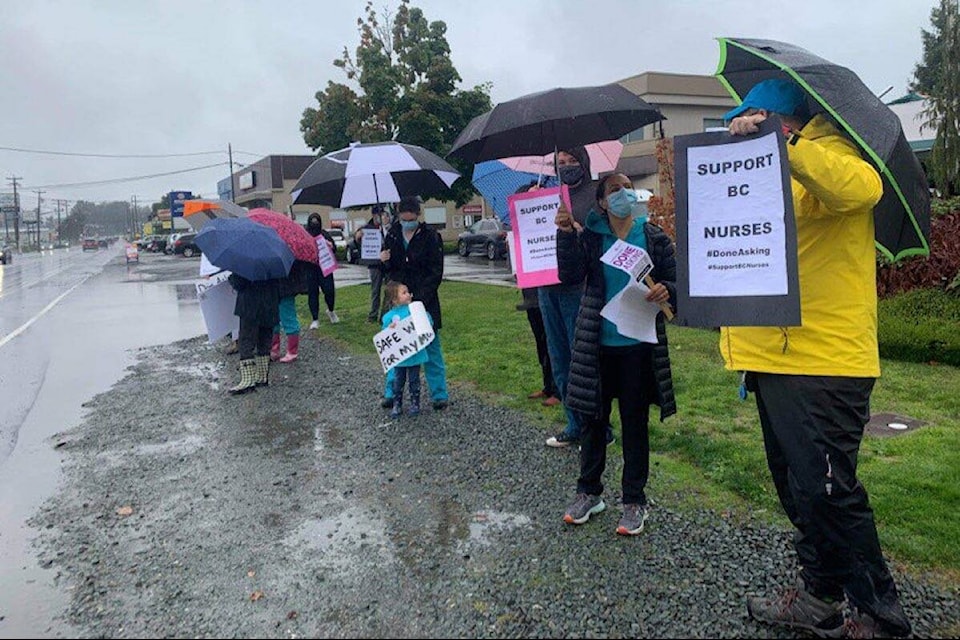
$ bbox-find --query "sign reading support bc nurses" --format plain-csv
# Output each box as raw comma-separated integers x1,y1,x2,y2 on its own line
169,191,194,218
673,116,800,327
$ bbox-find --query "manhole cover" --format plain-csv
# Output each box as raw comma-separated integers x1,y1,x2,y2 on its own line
864,412,925,438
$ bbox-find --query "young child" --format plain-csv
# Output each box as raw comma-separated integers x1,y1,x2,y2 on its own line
381,282,430,418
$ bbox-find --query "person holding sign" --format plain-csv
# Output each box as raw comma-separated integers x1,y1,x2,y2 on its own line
380,197,449,411
358,205,389,324
722,79,911,639
556,172,677,536
381,282,431,419
305,213,339,327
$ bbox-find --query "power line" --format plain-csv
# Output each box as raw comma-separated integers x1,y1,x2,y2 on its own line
24,162,230,190
0,145,265,159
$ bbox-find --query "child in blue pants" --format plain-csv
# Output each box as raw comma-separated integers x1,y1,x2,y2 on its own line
381,282,431,418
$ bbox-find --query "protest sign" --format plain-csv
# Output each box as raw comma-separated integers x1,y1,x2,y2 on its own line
372,301,435,373
316,235,339,276
600,278,659,344
673,116,800,327
600,241,673,319
360,228,383,265
507,185,571,289
195,271,239,343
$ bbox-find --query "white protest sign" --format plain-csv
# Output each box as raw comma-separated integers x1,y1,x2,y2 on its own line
507,185,570,288
360,228,383,262
600,278,659,344
686,131,788,297
316,236,338,276
372,301,435,373
600,240,654,283
195,271,239,343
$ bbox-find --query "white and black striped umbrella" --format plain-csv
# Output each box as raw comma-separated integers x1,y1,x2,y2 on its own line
290,141,461,208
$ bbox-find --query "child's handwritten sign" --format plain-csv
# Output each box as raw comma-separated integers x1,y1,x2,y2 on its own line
372,301,435,372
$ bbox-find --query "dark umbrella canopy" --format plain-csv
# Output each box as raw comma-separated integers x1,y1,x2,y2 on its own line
716,37,931,262
290,141,460,208
194,218,294,281
447,83,665,164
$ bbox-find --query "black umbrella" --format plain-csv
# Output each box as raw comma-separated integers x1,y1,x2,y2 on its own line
716,37,931,262
447,83,665,164
290,141,460,208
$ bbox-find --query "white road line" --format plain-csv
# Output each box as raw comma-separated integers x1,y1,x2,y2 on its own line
0,274,92,349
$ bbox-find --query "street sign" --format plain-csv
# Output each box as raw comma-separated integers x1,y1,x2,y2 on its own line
169,191,194,218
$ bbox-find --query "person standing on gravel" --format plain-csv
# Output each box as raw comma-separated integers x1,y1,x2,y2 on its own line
228,273,280,394
304,213,340,328
379,196,449,411
555,172,677,536
722,79,912,639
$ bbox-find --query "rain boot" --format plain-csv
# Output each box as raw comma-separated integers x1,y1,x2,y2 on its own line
255,355,270,387
229,359,258,395
279,334,299,363
270,333,282,361
407,395,421,417
390,399,403,419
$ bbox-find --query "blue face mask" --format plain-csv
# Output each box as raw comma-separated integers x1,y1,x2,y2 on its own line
605,188,640,219
400,219,419,232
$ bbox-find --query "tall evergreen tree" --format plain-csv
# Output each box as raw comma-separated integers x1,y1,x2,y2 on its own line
917,0,960,195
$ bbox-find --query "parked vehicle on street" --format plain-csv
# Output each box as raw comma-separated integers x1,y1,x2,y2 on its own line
457,218,509,260
0,244,12,264
345,235,361,264
326,229,347,251
171,233,200,257
82,237,99,251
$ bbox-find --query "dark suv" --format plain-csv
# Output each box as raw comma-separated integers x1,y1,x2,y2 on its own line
457,218,509,260
171,233,200,257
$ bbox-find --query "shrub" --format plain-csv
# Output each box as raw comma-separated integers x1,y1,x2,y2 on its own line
878,288,960,366
877,210,960,297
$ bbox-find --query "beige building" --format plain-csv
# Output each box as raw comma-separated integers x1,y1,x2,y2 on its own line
219,71,735,242
616,71,737,191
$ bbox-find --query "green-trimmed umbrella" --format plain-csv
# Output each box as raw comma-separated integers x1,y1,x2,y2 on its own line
716,37,931,262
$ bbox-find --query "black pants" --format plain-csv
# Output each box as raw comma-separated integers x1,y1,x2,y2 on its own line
308,269,335,320
368,267,383,321
750,372,911,637
579,344,654,505
238,320,273,360
526,307,557,397
392,365,421,404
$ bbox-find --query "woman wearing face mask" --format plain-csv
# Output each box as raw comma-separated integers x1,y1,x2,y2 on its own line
379,196,449,411
305,212,339,328
555,172,677,536
540,147,614,448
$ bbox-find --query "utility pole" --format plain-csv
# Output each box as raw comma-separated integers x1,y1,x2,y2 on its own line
55,199,68,244
6,175,21,249
228,143,236,203
34,190,44,250
131,195,141,237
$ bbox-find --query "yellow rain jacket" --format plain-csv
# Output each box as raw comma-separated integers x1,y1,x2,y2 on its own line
720,115,883,377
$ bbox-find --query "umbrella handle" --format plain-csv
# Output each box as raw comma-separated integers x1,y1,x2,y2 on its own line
644,274,674,320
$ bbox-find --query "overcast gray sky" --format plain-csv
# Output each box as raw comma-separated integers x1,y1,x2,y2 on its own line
0,0,936,210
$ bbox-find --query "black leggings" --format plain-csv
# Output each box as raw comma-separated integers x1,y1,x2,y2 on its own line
238,321,273,359
308,272,335,320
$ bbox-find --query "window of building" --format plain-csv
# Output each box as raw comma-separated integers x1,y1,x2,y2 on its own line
619,126,646,144
423,206,446,226
703,117,726,131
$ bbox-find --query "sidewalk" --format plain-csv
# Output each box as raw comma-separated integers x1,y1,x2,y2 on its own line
25,333,960,638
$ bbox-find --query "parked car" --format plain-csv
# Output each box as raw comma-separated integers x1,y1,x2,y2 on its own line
82,237,99,251
171,232,200,257
0,244,12,265
457,218,509,260
326,229,347,251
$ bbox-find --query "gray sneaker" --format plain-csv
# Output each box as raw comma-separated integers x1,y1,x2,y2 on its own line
562,493,605,525
747,579,844,637
616,503,649,535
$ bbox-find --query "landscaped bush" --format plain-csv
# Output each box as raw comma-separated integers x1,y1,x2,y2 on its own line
878,287,960,366
877,206,960,298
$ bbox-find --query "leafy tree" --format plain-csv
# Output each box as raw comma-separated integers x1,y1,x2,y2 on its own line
917,0,960,195
300,0,491,205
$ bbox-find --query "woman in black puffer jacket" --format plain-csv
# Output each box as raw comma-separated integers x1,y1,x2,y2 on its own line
555,172,677,537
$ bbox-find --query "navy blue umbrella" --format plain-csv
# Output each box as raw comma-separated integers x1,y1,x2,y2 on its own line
194,218,294,281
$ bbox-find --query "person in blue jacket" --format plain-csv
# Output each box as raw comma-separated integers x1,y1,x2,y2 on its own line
381,281,430,419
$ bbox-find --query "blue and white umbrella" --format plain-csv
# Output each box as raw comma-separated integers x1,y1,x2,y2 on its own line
290,141,461,208
471,161,557,225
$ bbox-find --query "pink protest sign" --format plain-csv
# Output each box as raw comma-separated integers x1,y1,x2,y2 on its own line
507,185,571,289
316,235,339,276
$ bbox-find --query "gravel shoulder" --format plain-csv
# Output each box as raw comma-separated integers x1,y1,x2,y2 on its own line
29,334,959,638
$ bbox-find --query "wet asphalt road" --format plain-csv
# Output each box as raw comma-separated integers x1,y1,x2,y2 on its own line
0,248,510,638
